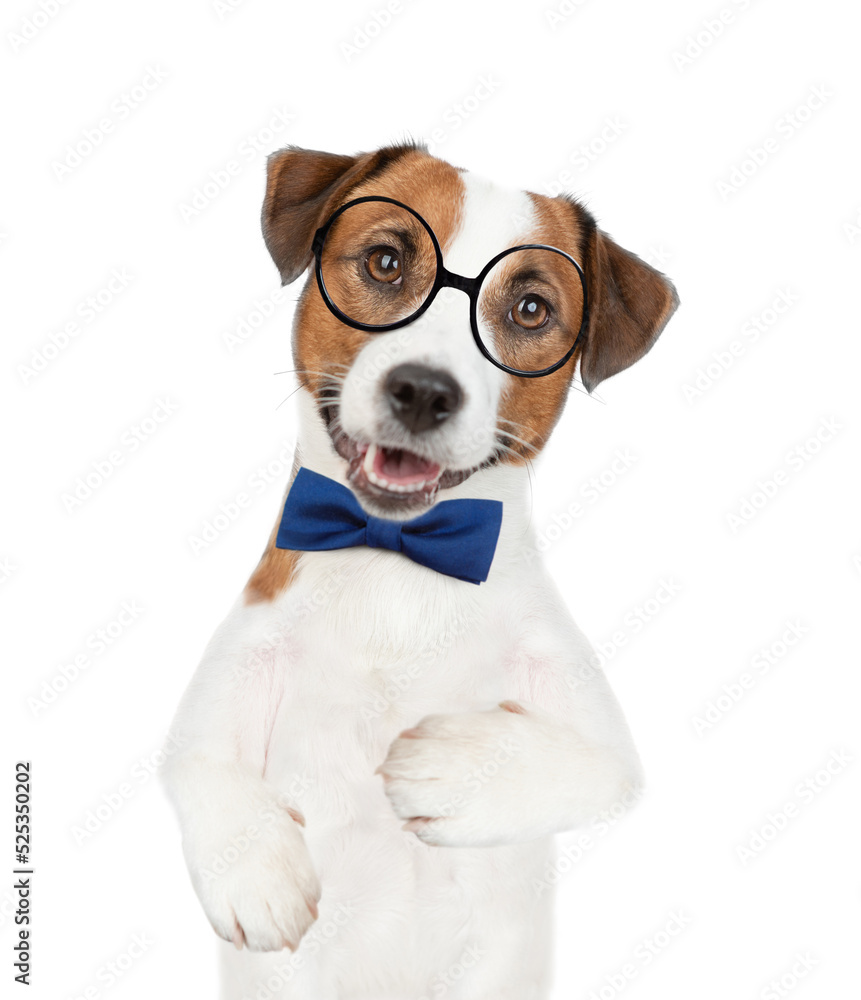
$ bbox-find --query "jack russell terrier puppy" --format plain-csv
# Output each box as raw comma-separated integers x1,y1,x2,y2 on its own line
162,141,678,1000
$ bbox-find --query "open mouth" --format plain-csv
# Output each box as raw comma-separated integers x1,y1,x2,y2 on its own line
359,443,442,496
319,400,491,509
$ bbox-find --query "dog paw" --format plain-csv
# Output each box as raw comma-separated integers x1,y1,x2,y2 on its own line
183,791,321,952
377,702,543,847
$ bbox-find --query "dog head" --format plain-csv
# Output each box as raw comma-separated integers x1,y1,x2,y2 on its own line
262,142,677,517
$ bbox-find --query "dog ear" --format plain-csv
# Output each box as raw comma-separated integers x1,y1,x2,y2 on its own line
262,144,419,285
577,220,679,394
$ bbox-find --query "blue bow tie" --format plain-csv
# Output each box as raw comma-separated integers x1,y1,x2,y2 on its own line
275,467,503,585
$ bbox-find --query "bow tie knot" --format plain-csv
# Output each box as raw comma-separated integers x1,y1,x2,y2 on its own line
364,514,404,553
275,467,503,585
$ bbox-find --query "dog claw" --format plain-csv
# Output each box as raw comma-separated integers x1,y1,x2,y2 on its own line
285,807,306,827
402,817,434,832
232,922,245,950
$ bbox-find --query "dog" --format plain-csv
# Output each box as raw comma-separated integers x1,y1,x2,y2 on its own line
162,141,678,999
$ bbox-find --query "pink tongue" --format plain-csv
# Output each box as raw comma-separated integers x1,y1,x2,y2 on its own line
376,446,440,484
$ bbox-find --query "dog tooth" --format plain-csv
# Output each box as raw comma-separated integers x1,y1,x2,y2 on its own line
363,444,377,478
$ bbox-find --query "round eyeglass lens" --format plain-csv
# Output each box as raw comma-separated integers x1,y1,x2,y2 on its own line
318,201,439,328
475,247,585,373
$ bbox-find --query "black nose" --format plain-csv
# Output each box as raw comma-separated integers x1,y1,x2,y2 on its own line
385,364,463,434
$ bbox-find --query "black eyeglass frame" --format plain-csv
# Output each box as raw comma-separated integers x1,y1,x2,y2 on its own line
310,195,589,378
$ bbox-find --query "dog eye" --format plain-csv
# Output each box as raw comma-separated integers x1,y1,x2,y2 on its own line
509,294,550,330
365,247,402,285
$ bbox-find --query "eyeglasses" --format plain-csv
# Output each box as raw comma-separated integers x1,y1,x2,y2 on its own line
311,195,588,378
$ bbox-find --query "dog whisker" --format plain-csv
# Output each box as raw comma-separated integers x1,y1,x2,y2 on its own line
569,377,604,403
492,441,529,463
496,416,533,434
494,428,539,456
274,367,349,384
275,387,304,410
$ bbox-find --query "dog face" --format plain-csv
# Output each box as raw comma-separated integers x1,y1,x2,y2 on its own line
262,143,677,517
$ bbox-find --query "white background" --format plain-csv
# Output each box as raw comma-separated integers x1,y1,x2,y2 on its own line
2,0,860,997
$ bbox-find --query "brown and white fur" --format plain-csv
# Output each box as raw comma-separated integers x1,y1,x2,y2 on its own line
161,142,678,1000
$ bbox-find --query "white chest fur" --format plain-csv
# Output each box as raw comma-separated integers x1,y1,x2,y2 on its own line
245,545,556,998
162,457,642,999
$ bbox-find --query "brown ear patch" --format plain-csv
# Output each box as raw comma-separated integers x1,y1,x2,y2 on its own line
573,201,679,394
262,142,427,285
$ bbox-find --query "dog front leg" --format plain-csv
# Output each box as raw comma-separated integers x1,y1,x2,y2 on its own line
379,596,644,848
160,598,320,951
